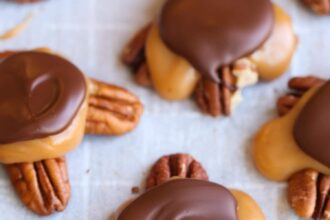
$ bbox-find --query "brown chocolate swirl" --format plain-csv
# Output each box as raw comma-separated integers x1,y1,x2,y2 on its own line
0,52,86,144
294,80,330,168
118,179,238,220
159,0,274,81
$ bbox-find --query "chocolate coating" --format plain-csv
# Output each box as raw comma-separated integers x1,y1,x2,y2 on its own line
0,52,86,144
294,80,330,168
118,179,238,220
159,0,274,81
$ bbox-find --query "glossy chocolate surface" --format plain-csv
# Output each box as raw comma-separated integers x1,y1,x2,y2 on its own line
159,0,274,81
294,80,330,168
118,179,238,220
0,52,86,144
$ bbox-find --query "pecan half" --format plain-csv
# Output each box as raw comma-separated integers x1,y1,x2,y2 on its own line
302,0,330,15
277,76,326,116
133,62,152,87
146,153,208,190
5,157,70,216
195,66,237,117
288,169,330,220
86,79,143,136
122,24,152,87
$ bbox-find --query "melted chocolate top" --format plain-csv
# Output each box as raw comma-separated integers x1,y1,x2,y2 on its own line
159,0,274,81
0,52,86,144
294,80,330,168
118,179,238,220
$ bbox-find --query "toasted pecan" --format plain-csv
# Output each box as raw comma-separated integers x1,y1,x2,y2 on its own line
195,66,237,117
277,76,326,116
288,169,330,220
146,153,208,190
302,0,330,15
134,62,152,87
122,24,153,88
5,157,70,216
122,24,151,71
86,79,143,136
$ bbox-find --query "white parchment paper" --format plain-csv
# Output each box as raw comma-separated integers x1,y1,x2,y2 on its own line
0,0,329,219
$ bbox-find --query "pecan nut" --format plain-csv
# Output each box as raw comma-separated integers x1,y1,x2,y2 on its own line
86,79,143,136
5,157,70,216
133,62,152,87
231,58,258,88
146,153,208,190
195,66,237,117
121,24,153,89
302,0,330,14
277,76,326,116
122,24,152,87
122,24,150,68
288,169,330,220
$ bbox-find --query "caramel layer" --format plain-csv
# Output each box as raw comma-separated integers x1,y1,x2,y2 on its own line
253,88,330,181
231,190,265,220
0,98,87,164
249,4,297,81
146,25,200,100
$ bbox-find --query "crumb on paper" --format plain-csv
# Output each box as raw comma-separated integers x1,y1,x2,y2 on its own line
0,13,34,40
131,186,140,194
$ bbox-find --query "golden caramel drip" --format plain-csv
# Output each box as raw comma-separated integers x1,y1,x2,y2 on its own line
146,25,200,100
145,4,296,100
249,5,297,81
231,190,265,220
253,88,330,181
0,99,87,164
